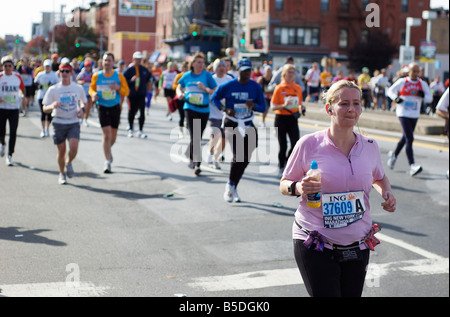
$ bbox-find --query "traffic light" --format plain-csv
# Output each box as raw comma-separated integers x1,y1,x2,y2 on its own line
240,33,246,46
15,36,20,44
189,23,201,37
75,39,80,48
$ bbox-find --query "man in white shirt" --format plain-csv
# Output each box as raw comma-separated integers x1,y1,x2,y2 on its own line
35,59,60,137
0,56,26,166
43,63,86,185
304,62,321,102
387,62,432,176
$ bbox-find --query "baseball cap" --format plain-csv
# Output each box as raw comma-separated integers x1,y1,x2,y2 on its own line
286,56,294,63
237,58,252,71
362,67,369,73
133,51,143,59
43,59,52,67
1,56,14,65
213,59,226,72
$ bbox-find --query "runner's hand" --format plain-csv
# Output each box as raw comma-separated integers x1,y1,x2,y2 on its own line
381,191,396,213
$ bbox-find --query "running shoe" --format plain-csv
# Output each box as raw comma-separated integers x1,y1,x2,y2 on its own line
224,182,235,202
138,130,147,139
66,162,74,178
194,166,201,176
128,129,134,138
208,154,214,165
213,161,221,170
233,187,241,202
387,151,397,170
0,144,5,157
104,161,112,173
58,173,67,185
6,155,13,166
40,130,46,138
409,163,423,176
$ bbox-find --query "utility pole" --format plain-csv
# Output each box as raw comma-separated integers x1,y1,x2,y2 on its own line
226,0,235,48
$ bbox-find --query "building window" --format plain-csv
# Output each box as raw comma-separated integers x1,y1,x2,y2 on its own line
360,29,369,43
275,0,284,10
273,27,320,46
339,28,348,48
401,0,408,12
321,0,329,11
341,0,350,12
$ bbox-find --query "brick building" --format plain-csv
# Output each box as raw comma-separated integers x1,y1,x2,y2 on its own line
244,0,430,72
107,0,158,64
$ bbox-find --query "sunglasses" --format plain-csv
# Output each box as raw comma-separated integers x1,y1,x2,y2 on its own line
60,69,71,73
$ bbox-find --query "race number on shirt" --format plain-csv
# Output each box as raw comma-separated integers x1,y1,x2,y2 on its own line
321,190,366,229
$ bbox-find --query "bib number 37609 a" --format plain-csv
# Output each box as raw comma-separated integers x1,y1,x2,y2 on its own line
322,190,366,229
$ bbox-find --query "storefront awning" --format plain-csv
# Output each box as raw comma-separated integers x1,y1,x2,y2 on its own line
148,52,160,63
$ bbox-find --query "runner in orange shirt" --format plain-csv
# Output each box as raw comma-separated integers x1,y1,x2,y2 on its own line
271,64,303,177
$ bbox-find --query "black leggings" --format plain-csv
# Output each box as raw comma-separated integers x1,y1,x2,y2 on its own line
0,109,19,156
224,118,258,187
394,117,418,165
274,114,299,169
185,109,209,166
39,99,52,122
128,95,146,131
293,239,370,297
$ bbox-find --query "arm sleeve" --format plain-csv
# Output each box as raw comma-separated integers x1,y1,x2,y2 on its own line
118,73,130,97
387,78,404,100
89,73,98,98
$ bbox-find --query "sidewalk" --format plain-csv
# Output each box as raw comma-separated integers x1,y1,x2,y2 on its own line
258,101,449,146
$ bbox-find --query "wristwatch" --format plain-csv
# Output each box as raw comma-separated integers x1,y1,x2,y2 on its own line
288,181,298,197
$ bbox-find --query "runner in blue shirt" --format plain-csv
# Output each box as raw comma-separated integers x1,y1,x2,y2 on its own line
211,58,266,202
176,52,217,175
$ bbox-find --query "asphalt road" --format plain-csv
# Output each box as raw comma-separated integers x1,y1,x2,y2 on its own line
0,97,448,298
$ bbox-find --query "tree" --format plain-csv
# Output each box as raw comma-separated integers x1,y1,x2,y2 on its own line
53,22,98,58
25,36,50,56
348,30,397,74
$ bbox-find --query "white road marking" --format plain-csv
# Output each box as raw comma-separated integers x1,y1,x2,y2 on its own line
0,282,110,297
188,233,449,292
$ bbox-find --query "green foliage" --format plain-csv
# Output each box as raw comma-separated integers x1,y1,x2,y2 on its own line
348,31,397,74
55,22,98,58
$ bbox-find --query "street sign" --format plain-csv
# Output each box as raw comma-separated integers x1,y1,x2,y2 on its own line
201,29,227,37
399,45,415,65
420,40,436,63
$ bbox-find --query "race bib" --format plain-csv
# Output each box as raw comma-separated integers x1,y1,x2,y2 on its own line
322,190,366,229
404,100,418,110
59,93,78,112
97,85,116,100
284,96,299,110
188,93,204,105
3,93,17,104
234,103,250,119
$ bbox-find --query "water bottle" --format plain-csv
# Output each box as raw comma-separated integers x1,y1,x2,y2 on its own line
306,160,321,208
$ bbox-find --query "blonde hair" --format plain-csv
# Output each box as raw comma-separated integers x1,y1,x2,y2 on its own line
281,64,296,80
321,80,362,106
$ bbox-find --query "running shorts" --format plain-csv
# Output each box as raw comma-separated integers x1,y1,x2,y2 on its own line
52,122,80,145
98,104,121,129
